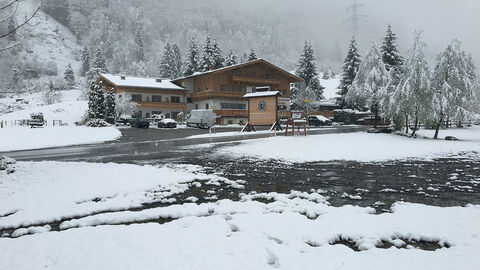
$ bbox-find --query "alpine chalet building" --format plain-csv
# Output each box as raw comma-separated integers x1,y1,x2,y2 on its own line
173,59,303,125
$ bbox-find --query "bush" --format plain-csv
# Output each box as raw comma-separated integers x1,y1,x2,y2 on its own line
334,109,356,124
85,119,110,127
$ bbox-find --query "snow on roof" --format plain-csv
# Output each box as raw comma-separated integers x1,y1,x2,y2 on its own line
173,59,302,82
243,91,282,98
100,74,185,91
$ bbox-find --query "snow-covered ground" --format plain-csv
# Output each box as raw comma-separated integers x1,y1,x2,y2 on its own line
0,126,121,152
0,162,237,229
0,164,478,270
0,90,87,126
217,126,480,162
320,74,341,100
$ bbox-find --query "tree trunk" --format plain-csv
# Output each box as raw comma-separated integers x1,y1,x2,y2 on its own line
411,117,419,137
434,117,443,139
374,108,378,129
405,114,409,134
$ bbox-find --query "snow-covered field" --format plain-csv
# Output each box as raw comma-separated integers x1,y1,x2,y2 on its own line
217,126,480,162
0,126,121,152
0,90,87,126
0,162,479,269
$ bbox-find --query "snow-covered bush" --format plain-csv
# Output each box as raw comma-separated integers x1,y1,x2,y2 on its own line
85,119,110,127
42,83,63,105
176,112,185,123
0,156,16,174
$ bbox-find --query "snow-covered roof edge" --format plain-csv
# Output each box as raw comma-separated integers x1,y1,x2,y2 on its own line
243,91,282,98
98,74,185,91
172,59,303,83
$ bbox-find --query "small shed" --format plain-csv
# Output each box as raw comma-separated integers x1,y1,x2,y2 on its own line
243,91,282,126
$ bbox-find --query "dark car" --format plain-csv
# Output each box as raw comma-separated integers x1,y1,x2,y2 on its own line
307,115,332,127
131,118,150,129
367,127,394,134
158,118,177,128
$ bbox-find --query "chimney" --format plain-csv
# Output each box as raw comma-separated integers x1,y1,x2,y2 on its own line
120,75,126,80
156,78,162,83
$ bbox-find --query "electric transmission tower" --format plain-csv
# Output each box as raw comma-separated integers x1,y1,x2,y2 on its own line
343,0,367,37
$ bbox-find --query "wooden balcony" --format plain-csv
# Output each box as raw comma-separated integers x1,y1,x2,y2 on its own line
214,110,248,117
232,75,281,85
192,90,246,101
137,101,186,110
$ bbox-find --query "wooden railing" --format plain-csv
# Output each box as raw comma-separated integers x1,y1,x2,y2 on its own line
192,91,246,101
231,75,281,85
137,101,186,110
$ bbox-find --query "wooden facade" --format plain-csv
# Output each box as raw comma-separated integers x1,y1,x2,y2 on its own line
173,59,303,123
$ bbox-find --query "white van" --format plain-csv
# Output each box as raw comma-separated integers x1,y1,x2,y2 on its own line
186,110,217,128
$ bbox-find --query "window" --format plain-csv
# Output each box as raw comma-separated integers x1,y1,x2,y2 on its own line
205,103,209,109
131,94,142,101
231,86,236,92
251,72,256,77
235,71,242,76
221,103,246,110
205,85,209,90
152,95,162,102
171,96,181,103
221,85,227,91
282,89,287,96
187,97,193,103
195,104,199,109
252,87,256,93
265,74,270,78
237,86,244,93
145,113,150,118
152,111,162,116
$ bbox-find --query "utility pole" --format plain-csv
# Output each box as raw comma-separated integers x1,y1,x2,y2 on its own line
343,0,367,37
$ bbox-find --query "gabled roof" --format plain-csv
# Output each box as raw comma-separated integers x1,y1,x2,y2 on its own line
172,59,303,83
243,91,282,98
99,74,185,91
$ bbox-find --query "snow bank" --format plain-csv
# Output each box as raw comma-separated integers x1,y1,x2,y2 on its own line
0,162,229,229
0,196,479,269
218,127,480,162
0,126,121,151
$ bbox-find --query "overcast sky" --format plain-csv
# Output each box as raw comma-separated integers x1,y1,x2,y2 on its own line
229,0,479,65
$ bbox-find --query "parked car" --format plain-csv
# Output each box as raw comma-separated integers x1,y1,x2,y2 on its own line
186,109,217,129
367,127,394,134
130,118,150,129
307,115,332,127
158,118,177,128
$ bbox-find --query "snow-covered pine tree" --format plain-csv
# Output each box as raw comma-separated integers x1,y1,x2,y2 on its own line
337,37,362,108
240,51,249,63
225,50,238,66
392,33,431,136
159,41,174,78
322,70,331,80
381,24,404,72
247,48,257,61
294,41,324,104
463,52,477,81
104,88,115,123
87,48,108,79
172,44,182,78
126,61,147,77
183,37,200,76
199,36,216,72
8,17,16,41
64,63,75,87
212,39,224,69
347,42,390,127
431,40,475,138
87,82,97,119
81,46,90,76
95,81,105,119
134,28,145,62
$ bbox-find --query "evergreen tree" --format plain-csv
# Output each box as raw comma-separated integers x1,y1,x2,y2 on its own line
183,37,200,76
172,44,182,78
212,39,224,69
240,51,249,63
225,50,238,66
381,24,404,72
247,48,257,61
81,46,90,76
159,41,175,78
95,81,105,119
104,88,116,123
391,33,431,136
337,37,362,107
347,42,390,127
8,18,16,41
12,67,20,88
88,48,108,79
87,82,97,119
294,41,324,103
134,28,145,62
64,63,75,87
431,40,475,138
199,36,216,72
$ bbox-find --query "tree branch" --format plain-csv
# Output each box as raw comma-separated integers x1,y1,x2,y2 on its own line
0,0,42,39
